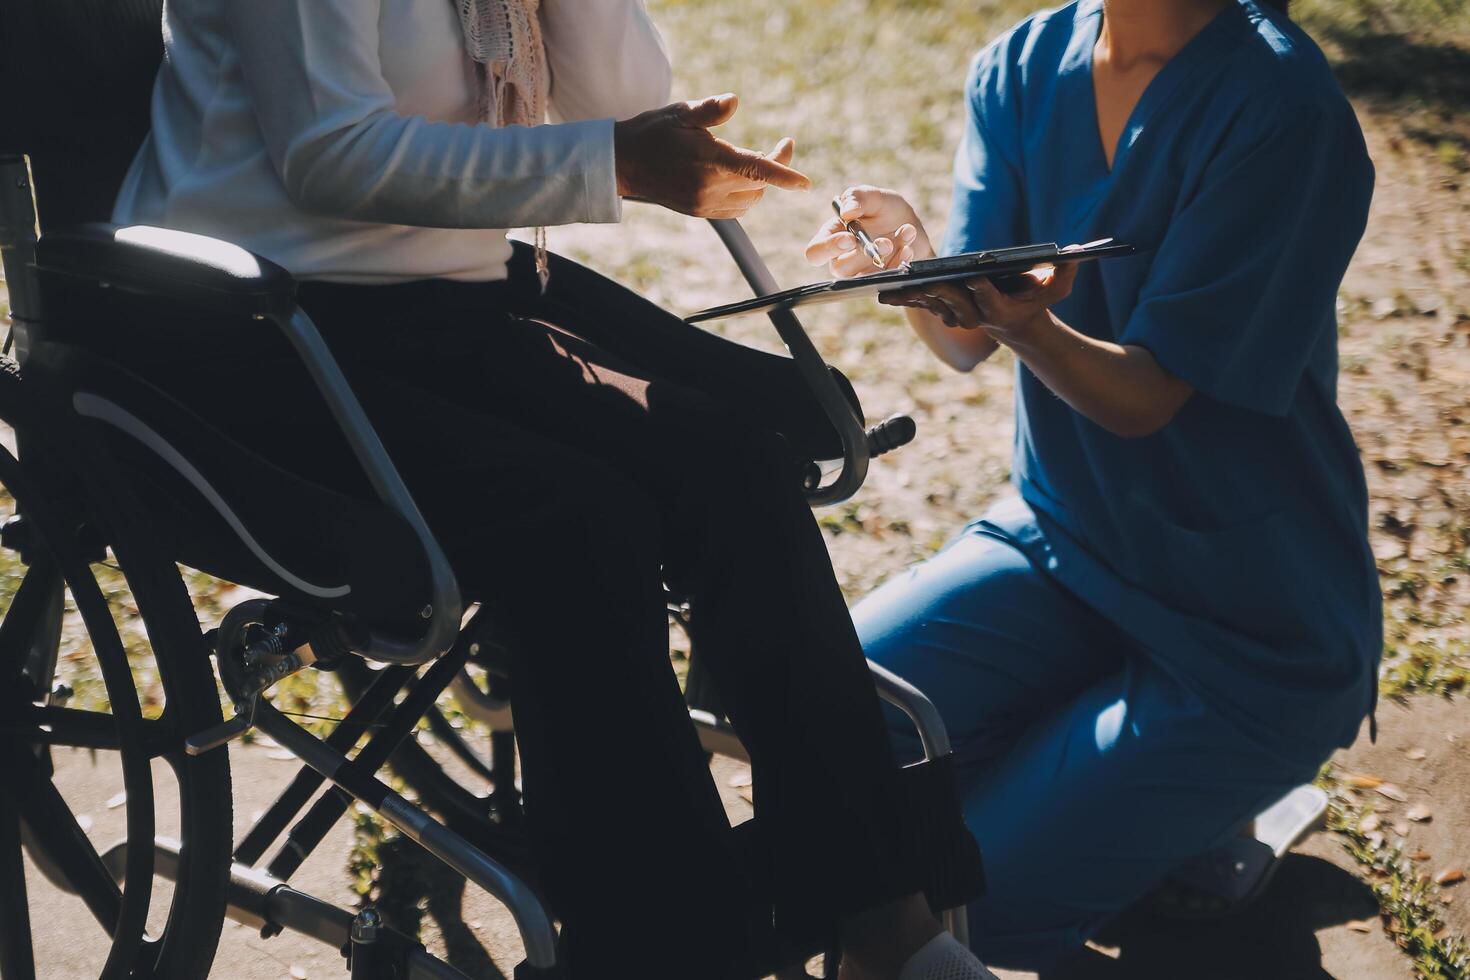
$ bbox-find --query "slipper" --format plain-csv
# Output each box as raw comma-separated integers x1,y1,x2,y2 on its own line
897,932,1000,980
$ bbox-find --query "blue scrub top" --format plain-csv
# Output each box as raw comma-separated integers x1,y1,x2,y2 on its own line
942,0,1380,759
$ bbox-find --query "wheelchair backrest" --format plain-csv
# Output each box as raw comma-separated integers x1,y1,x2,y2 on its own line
0,0,164,228
1,1,462,662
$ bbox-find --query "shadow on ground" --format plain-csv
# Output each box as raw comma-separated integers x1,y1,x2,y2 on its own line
1039,855,1379,980
372,835,511,980
1323,28,1470,113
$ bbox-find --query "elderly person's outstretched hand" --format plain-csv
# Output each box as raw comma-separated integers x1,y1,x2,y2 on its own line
615,93,809,219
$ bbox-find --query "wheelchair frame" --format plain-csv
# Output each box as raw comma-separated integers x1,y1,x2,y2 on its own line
1,149,965,978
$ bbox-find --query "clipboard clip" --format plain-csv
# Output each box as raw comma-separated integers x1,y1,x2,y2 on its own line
902,238,1113,274
973,243,1062,265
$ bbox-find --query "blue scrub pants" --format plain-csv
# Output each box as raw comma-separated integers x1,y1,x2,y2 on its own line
853,507,1322,971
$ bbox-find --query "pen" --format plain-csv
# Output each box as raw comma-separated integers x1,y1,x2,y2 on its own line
832,197,886,269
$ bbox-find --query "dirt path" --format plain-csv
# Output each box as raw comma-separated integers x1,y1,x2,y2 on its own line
34,701,1459,980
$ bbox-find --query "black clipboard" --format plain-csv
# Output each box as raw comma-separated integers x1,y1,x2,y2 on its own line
686,240,1135,323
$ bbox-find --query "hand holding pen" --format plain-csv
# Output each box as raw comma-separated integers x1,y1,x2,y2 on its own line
832,198,886,268
806,185,932,279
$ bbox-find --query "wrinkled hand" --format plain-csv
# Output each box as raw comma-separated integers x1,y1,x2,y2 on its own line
613,94,810,218
804,185,933,278
880,263,1077,338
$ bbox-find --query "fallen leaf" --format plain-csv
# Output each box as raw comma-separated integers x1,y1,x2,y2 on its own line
1347,919,1376,933
1407,805,1433,822
1083,941,1121,959
76,814,92,832
1359,814,1381,833
1346,774,1385,789
290,966,308,980
1406,747,1428,761
1367,831,1385,848
1376,783,1410,802
1372,538,1405,560
1441,894,1456,906
727,770,752,789
1393,821,1410,837
1435,869,1466,887
736,785,754,804
105,791,127,810
1411,851,1433,862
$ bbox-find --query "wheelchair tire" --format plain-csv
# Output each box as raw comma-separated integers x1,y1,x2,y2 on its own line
0,364,232,979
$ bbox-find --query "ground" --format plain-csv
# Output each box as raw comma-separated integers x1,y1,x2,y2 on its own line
3,0,1469,977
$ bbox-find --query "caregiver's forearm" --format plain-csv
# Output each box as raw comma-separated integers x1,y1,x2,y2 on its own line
905,307,1000,372
1001,311,1193,438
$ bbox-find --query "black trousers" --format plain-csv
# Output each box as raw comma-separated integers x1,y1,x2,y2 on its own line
114,246,982,977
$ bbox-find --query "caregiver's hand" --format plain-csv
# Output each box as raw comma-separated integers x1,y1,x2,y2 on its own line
959,265,1078,339
614,94,811,219
881,262,1078,335
805,185,934,278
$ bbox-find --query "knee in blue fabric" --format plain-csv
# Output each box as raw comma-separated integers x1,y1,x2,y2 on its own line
856,517,1126,772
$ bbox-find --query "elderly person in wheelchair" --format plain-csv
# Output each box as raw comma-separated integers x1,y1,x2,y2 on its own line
0,0,989,978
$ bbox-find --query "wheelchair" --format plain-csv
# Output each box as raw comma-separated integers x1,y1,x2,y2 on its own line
0,1,967,977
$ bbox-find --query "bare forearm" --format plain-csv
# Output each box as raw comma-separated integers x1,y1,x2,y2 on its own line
801,186,1191,434
904,306,1000,372
896,233,999,371
1001,311,1192,438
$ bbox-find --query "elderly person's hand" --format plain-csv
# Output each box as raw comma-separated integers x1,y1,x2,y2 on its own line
614,93,810,218
804,185,933,278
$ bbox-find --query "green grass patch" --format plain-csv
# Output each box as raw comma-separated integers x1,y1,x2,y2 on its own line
1379,639,1470,701
1320,765,1470,980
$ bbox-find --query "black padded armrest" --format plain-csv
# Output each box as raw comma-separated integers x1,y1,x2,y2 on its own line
35,222,297,319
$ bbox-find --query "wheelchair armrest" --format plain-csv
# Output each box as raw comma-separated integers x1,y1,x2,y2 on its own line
34,223,297,320
35,223,461,667
707,218,874,505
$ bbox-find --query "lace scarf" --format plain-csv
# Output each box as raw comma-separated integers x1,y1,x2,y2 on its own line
451,0,551,288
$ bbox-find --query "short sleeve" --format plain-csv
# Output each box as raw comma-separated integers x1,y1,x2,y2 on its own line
1119,98,1374,416
939,46,1027,256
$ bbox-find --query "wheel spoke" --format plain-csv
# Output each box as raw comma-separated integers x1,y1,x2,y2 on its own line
424,705,497,785
0,559,63,697
3,705,176,758
11,744,123,935
0,753,37,980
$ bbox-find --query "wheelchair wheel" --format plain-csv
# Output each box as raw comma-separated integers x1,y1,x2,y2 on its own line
332,604,707,888
333,657,537,878
0,377,232,978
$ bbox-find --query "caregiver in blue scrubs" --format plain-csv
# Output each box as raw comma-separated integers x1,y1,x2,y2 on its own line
806,0,1379,969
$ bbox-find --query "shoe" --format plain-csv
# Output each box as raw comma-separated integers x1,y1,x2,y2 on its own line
1144,784,1328,919
897,932,1000,980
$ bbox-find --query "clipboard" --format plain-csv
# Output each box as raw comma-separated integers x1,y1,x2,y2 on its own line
685,239,1135,323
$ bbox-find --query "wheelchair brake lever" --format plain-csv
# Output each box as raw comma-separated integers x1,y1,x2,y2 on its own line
184,696,258,755
185,627,319,755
